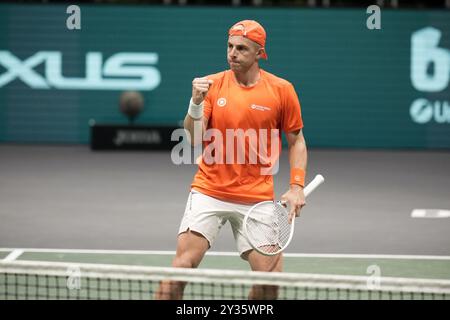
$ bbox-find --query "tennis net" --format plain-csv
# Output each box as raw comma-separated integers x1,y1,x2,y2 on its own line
1,260,450,300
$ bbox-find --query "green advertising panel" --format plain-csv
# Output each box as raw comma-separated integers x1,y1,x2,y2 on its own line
0,4,449,148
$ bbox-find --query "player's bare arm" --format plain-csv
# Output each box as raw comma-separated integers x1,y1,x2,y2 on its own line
281,129,308,223
183,77,213,146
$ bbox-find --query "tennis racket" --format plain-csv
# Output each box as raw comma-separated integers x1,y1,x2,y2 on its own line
243,174,325,256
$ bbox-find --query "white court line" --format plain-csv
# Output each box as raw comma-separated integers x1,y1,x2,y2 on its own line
2,249,24,262
0,248,450,260
411,209,450,218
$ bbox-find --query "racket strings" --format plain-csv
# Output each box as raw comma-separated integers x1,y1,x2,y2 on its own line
245,202,292,255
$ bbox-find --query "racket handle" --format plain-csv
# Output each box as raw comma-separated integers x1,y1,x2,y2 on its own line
303,174,325,198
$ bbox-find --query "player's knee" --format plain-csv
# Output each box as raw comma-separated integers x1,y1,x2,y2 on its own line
172,255,195,269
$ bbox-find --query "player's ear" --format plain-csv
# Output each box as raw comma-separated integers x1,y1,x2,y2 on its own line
256,47,266,60
255,48,261,60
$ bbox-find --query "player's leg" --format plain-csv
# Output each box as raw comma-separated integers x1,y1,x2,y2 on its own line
155,190,225,300
230,209,282,300
244,250,283,300
155,230,209,299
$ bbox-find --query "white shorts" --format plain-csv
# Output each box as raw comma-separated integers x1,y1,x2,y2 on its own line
178,189,261,256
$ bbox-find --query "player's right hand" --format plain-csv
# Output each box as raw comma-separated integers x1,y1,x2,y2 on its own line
192,77,213,105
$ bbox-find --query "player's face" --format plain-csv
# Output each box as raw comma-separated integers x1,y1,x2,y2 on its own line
227,36,262,72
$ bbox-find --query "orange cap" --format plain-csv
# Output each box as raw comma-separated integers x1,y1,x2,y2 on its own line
228,20,268,60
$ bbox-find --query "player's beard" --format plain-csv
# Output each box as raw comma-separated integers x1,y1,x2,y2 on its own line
229,60,252,74
228,60,241,71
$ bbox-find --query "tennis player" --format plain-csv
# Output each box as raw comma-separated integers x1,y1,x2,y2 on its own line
157,20,307,300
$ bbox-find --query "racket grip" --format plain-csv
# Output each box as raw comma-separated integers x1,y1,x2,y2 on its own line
303,174,325,198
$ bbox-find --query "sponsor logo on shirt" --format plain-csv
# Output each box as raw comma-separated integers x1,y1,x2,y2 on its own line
217,98,227,107
250,104,271,111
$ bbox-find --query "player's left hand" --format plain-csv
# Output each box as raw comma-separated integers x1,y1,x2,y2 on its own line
281,185,306,223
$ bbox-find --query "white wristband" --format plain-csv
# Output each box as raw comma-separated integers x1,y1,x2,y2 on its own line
188,98,204,120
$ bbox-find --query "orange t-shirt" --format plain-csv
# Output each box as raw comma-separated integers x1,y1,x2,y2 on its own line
191,69,303,204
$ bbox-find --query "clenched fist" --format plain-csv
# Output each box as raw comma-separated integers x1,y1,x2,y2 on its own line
192,77,214,105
